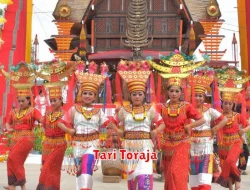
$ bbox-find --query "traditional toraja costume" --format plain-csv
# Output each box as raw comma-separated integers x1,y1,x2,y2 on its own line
189,74,224,190
215,91,247,187
2,63,42,187
117,71,164,190
161,77,203,190
64,72,111,190
215,67,250,188
36,82,71,190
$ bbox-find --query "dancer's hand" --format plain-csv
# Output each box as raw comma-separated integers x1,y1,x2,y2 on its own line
116,129,124,138
239,129,245,136
184,124,191,136
151,130,157,142
211,127,217,139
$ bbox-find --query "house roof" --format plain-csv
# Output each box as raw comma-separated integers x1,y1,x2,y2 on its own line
53,0,91,22
182,0,221,21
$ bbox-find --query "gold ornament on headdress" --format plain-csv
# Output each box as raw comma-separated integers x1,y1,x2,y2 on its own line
75,72,106,94
118,71,151,93
0,63,36,97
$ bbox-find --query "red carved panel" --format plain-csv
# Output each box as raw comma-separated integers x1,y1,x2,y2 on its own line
111,18,119,33
153,18,162,33
110,39,120,48
152,39,162,48
111,0,122,11
124,0,130,11
96,39,106,48
167,0,177,12
96,18,106,33
166,39,176,49
99,0,108,12
153,0,163,11
168,18,177,33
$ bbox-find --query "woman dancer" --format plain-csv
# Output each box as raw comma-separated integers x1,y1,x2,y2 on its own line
217,91,250,189
1,63,42,190
117,71,165,190
64,72,120,190
189,74,228,190
161,77,205,190
4,87,42,190
36,83,75,190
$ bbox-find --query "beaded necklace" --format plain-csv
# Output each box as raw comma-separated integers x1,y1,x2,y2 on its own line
225,112,234,126
16,108,29,120
131,105,147,121
49,111,63,123
81,106,94,120
167,102,180,117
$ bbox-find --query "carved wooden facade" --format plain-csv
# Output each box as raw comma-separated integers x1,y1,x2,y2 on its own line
46,0,219,61
93,0,184,52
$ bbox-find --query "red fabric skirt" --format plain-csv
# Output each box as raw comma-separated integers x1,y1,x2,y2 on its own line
7,134,34,186
37,137,67,190
217,142,241,188
162,141,191,190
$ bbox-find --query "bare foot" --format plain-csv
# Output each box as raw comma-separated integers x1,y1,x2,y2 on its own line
4,185,16,190
235,181,240,190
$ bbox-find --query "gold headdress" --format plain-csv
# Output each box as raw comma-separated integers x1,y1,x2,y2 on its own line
0,62,36,97
192,75,214,94
118,71,151,93
75,72,106,94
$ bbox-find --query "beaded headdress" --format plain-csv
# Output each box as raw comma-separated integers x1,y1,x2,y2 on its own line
118,71,151,93
75,72,107,94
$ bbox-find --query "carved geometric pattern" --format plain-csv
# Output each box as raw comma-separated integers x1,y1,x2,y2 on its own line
152,39,162,48
96,18,106,33
99,0,108,12
111,0,121,11
153,0,163,11
166,39,176,49
110,39,120,48
111,18,119,33
124,0,130,11
167,0,177,12
167,18,177,33
96,39,106,49
153,18,162,33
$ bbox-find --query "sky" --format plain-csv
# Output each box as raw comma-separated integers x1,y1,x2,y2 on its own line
2,0,241,64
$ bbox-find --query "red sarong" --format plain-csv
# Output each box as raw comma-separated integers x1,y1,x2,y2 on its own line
162,142,190,190
37,138,67,190
7,135,34,186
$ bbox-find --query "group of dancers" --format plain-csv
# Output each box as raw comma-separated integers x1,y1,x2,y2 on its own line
1,56,250,190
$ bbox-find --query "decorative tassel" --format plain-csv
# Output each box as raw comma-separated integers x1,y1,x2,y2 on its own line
240,89,246,124
183,79,188,102
156,74,162,103
190,74,196,107
115,72,123,106
102,79,107,112
106,77,112,104
212,79,223,143
213,79,221,111
189,20,196,55
147,75,151,103
149,73,156,104
65,74,75,111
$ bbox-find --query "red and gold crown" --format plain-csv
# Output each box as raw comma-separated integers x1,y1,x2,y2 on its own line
118,71,151,93
167,77,182,87
75,72,106,94
221,92,235,102
43,82,66,99
12,84,34,97
192,75,214,94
